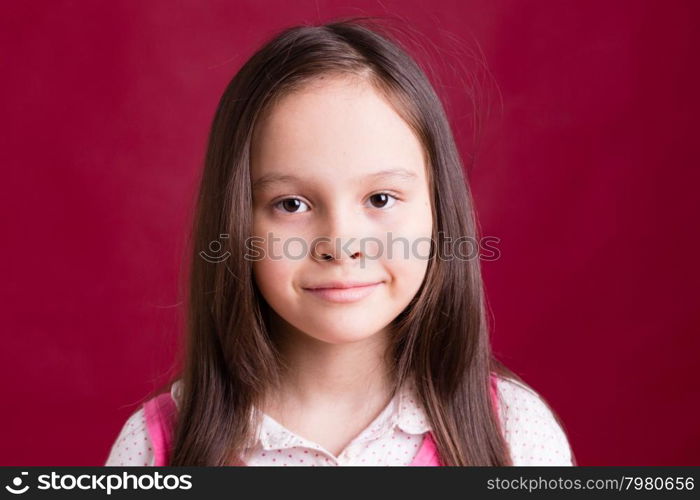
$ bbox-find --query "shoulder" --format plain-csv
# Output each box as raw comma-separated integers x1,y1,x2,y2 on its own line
493,375,574,466
104,381,181,466
104,406,154,466
105,380,183,466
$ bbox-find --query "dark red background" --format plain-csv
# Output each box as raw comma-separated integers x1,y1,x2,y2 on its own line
1,0,697,465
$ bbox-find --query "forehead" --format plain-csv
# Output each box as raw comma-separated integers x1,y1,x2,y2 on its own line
250,75,427,184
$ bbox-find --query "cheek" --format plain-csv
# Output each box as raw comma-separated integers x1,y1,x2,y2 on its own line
384,247,430,301
382,199,433,297
252,256,296,303
386,201,433,257
251,210,268,241
251,210,311,302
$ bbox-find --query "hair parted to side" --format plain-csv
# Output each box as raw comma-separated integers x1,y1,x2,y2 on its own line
154,16,574,466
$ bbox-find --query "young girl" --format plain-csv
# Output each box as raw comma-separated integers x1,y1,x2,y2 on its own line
105,18,575,467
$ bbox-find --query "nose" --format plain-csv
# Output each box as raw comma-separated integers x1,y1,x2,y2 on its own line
310,209,364,263
312,241,362,262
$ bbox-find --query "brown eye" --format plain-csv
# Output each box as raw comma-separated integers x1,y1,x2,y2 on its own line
274,198,309,213
368,192,397,209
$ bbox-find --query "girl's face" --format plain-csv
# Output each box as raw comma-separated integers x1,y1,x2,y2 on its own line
250,75,433,345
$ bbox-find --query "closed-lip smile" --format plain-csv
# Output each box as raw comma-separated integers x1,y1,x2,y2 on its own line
302,280,384,303
304,280,382,290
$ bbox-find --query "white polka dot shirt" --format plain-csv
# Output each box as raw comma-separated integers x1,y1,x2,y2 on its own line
104,376,573,466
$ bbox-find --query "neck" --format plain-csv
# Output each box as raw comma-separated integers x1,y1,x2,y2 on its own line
266,317,395,415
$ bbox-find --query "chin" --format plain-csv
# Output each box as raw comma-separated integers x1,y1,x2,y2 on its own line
303,324,386,346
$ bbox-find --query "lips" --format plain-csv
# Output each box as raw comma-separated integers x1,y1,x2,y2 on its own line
304,280,382,290
302,280,383,303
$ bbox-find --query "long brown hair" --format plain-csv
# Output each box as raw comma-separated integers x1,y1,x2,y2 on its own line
155,16,574,466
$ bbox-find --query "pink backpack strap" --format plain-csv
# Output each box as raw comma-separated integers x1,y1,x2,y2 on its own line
489,373,501,426
410,431,442,465
143,391,178,466
411,373,500,466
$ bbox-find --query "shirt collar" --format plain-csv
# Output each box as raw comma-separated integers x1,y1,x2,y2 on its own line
257,378,432,452
394,377,432,435
169,377,432,452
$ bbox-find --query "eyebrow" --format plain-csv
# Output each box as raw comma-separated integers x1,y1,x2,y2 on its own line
252,167,418,191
